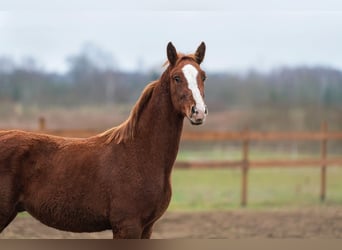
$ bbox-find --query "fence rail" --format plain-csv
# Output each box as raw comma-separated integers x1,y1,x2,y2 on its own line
181,131,342,141
2,119,342,206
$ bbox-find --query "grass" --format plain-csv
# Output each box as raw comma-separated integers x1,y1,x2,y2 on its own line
168,167,342,211
170,146,342,210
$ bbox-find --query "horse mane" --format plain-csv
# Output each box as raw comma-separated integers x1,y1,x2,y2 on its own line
100,81,157,144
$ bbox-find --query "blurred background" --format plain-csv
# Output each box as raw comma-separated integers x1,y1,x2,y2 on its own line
1,7,342,132
0,0,342,238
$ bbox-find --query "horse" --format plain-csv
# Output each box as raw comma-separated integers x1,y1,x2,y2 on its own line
0,42,207,239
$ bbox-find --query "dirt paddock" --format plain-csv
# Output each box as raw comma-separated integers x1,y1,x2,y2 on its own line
1,207,341,239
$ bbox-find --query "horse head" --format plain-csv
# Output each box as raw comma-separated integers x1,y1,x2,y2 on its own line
166,42,208,125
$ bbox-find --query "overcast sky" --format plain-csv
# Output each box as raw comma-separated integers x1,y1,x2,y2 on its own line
1,1,342,73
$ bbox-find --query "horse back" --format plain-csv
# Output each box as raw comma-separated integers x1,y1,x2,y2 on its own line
0,130,59,172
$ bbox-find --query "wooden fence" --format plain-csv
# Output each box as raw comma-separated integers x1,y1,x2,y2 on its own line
7,119,342,206
179,123,342,206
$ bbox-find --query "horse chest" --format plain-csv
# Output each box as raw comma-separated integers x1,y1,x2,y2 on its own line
137,180,172,223
149,191,172,225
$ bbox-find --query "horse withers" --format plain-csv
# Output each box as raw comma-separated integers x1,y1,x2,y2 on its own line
0,42,207,239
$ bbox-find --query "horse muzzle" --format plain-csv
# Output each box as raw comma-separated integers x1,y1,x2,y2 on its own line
189,105,208,125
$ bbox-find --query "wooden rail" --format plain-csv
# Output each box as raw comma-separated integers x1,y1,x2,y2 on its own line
181,131,342,141
3,118,342,206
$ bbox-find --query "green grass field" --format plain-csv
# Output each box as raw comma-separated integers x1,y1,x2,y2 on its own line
168,167,342,210
169,146,342,210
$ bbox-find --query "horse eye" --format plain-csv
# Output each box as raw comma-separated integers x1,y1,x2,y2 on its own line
202,75,207,82
174,76,181,83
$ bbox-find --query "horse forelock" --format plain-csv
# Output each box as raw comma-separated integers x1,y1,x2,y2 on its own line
100,81,157,144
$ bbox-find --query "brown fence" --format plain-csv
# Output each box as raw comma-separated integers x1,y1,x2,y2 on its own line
7,119,342,206
180,123,342,206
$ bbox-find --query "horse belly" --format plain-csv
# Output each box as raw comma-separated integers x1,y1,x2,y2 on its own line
22,190,111,233
25,204,111,233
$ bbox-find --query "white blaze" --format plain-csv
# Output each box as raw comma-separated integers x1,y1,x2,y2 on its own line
182,64,206,112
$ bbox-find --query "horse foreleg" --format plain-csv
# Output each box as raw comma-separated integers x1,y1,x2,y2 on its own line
111,222,154,239
111,220,143,239
141,222,154,239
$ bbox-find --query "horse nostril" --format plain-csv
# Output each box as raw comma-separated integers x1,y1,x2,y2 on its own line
204,105,208,115
191,106,198,115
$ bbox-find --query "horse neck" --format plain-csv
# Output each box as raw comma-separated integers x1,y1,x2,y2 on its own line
134,77,184,174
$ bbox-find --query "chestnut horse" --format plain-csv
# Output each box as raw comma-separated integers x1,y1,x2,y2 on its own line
0,42,207,239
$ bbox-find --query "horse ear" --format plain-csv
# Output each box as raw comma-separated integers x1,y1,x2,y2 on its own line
167,42,178,66
195,42,206,64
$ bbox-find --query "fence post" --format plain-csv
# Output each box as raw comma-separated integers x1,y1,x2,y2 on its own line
38,116,46,131
320,121,328,202
241,128,249,207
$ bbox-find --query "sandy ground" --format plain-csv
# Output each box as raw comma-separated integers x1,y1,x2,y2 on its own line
1,207,342,239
